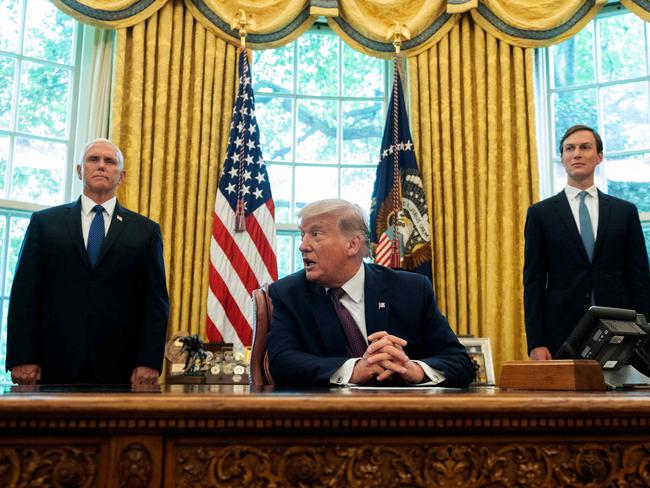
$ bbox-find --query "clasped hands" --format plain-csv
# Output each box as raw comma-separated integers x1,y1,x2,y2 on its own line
349,331,425,385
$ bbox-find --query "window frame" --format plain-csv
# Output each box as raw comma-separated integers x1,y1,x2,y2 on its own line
535,2,650,228
0,2,85,383
255,23,391,276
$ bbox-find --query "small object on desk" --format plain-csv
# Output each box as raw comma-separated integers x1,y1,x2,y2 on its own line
499,360,606,391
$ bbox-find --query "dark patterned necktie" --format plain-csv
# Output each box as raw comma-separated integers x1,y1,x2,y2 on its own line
328,287,367,357
87,205,105,268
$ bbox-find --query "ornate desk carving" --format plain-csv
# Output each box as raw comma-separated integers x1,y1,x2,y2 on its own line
1,385,649,487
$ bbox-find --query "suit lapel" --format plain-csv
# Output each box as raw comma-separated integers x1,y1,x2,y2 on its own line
364,264,389,337
307,281,348,357
552,191,590,263
96,200,129,266
593,190,611,261
65,198,90,268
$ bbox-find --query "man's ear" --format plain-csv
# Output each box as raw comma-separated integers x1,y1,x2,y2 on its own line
76,164,82,180
346,235,362,256
118,169,126,185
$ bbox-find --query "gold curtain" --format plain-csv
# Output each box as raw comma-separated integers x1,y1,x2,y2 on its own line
54,1,647,54
111,0,237,341
408,15,537,376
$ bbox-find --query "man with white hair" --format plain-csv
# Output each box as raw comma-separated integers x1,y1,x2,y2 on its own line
267,198,474,387
5,139,169,385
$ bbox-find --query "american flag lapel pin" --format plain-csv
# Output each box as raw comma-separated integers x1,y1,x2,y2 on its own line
116,215,123,222
378,302,386,310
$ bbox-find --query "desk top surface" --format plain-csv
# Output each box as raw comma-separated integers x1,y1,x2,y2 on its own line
1,384,650,415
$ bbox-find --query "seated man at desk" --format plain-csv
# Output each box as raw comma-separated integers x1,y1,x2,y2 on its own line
267,198,474,387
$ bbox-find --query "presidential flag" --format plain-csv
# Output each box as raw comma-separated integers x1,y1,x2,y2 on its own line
369,63,432,278
206,49,278,350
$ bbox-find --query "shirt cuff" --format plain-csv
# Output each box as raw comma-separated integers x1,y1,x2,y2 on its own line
411,360,445,385
329,358,360,385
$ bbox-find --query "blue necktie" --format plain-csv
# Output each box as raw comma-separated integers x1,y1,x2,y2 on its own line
579,191,595,261
87,205,105,268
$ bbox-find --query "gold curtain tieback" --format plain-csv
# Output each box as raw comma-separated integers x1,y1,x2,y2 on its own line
386,22,411,54
231,9,256,48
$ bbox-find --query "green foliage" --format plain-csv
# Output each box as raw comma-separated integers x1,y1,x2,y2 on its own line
607,180,650,213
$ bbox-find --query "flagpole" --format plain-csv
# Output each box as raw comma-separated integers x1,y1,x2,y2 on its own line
389,25,407,269
232,10,254,232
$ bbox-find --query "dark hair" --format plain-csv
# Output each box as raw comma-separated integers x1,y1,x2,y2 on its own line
559,125,603,155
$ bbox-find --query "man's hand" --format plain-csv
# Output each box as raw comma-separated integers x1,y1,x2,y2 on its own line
130,366,159,385
349,358,392,384
529,346,553,361
11,364,41,385
365,331,425,384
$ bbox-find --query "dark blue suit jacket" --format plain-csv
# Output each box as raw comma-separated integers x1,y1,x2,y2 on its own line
5,198,169,384
524,190,650,354
267,263,474,386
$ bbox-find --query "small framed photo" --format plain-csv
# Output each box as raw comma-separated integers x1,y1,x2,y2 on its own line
458,337,495,386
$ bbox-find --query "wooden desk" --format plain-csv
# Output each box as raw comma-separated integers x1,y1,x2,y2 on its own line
1,385,649,487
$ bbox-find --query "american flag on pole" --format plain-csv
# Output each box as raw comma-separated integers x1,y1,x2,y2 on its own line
206,49,278,349
369,63,432,279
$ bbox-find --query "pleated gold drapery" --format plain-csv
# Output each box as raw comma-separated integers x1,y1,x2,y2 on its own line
409,16,537,375
53,0,647,377
111,0,237,340
54,1,650,57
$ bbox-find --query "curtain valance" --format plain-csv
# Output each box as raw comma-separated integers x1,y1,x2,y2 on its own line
55,1,648,54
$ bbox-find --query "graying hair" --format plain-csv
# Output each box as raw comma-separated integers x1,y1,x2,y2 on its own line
298,198,371,258
80,138,124,170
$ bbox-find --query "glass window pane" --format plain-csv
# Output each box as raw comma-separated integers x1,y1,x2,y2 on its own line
297,32,338,96
342,101,383,164
552,160,567,193
0,216,6,293
599,14,646,82
254,44,294,94
267,163,292,223
275,234,293,278
0,1,22,53
340,167,375,214
12,137,65,205
5,215,29,293
296,99,337,164
601,81,650,152
1,298,10,384
343,44,384,97
550,24,594,88
294,165,338,217
0,135,8,196
256,96,292,162
18,61,70,138
293,234,303,272
23,0,75,64
0,56,15,130
553,89,598,157
603,153,650,212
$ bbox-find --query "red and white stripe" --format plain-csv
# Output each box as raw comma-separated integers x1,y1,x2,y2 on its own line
206,192,277,350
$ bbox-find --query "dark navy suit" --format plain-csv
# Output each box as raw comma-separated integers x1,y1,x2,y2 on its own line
267,263,474,386
5,198,169,384
524,190,650,354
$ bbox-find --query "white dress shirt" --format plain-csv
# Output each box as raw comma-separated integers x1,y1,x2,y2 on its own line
329,264,445,386
564,184,598,239
80,194,116,247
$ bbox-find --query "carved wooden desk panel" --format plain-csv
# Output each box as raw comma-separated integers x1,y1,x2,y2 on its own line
1,385,649,487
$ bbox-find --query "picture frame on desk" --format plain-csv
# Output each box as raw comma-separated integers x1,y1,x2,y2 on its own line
459,337,495,386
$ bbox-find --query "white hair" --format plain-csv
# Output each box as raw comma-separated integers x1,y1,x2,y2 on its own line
80,138,124,169
298,198,371,258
